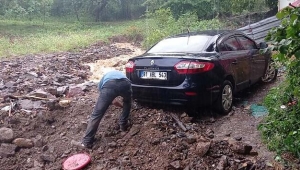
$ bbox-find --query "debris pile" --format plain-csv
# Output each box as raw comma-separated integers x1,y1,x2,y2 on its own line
0,40,290,170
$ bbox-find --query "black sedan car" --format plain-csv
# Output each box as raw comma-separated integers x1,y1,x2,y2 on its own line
125,30,277,114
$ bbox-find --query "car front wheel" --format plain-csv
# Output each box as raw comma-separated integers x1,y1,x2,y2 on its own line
216,80,233,114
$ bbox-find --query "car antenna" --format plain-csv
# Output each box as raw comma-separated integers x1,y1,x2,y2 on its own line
187,28,190,45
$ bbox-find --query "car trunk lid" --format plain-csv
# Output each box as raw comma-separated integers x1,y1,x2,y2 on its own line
126,54,214,87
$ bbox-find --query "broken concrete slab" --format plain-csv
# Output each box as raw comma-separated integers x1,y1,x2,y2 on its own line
18,99,42,110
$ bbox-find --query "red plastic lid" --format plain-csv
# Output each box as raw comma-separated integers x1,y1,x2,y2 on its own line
63,153,91,170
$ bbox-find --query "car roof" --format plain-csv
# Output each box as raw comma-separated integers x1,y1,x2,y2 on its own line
170,30,244,38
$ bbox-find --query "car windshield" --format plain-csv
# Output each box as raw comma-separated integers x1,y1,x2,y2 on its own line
147,35,212,53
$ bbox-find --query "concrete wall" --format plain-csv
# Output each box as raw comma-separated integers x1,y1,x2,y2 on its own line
279,0,299,10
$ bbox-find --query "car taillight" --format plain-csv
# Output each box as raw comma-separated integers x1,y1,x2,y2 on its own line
174,61,214,74
125,61,135,73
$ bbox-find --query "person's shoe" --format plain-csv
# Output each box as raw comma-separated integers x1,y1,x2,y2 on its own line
81,142,93,149
71,140,93,149
120,123,129,132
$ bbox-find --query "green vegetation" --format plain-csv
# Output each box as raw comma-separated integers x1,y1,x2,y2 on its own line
0,0,276,22
0,19,146,57
0,0,277,57
259,6,300,162
0,15,223,57
143,8,222,48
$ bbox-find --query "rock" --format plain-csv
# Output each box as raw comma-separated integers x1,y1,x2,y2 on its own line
8,87,17,93
238,162,252,170
66,86,84,98
12,138,34,148
0,84,6,90
33,135,43,147
26,72,39,78
46,99,59,111
185,135,197,144
19,99,42,110
129,125,140,136
40,154,56,162
169,160,182,169
76,83,89,91
0,127,14,143
28,89,48,98
176,132,186,138
206,129,214,139
120,156,131,165
230,141,253,155
57,86,69,96
28,89,56,99
234,136,242,141
180,112,188,118
209,117,216,123
196,141,211,157
181,116,193,123
216,155,228,170
59,99,71,107
0,143,17,157
108,141,117,148
151,138,160,145
225,132,231,137
5,81,16,88
42,145,49,152
47,87,57,96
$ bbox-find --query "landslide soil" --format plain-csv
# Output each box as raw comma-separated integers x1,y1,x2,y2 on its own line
0,38,287,170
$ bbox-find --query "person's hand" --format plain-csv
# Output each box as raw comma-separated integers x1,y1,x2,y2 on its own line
112,98,123,108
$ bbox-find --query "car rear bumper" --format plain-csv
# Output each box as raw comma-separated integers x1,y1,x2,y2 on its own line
131,84,219,106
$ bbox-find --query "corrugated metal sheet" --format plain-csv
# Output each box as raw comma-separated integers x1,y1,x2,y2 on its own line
237,16,281,43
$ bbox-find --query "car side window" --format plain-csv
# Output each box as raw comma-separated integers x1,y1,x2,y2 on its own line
221,37,242,51
218,43,227,52
237,36,257,50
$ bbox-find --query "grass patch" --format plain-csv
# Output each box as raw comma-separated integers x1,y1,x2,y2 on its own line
0,19,146,57
259,80,300,162
0,14,224,58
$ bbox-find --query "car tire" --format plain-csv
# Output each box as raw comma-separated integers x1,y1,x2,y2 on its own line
216,80,233,115
261,60,278,83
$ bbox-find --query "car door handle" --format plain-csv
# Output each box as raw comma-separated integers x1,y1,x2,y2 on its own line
232,60,238,64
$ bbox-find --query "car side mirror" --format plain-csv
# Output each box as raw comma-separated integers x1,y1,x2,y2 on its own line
259,42,268,49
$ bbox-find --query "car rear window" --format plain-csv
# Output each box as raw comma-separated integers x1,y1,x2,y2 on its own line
147,35,212,53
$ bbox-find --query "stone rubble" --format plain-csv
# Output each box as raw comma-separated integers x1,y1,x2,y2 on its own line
0,40,293,170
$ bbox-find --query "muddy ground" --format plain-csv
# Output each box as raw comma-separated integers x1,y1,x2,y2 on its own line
0,39,292,170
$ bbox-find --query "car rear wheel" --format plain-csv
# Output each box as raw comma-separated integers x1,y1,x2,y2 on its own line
261,61,277,83
216,80,233,114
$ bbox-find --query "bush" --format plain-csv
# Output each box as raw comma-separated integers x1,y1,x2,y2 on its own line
259,6,300,163
142,8,223,49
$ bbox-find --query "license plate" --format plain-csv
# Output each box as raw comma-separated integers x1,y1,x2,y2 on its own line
140,71,167,80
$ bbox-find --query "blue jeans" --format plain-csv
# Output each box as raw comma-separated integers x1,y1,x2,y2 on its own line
82,79,132,145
